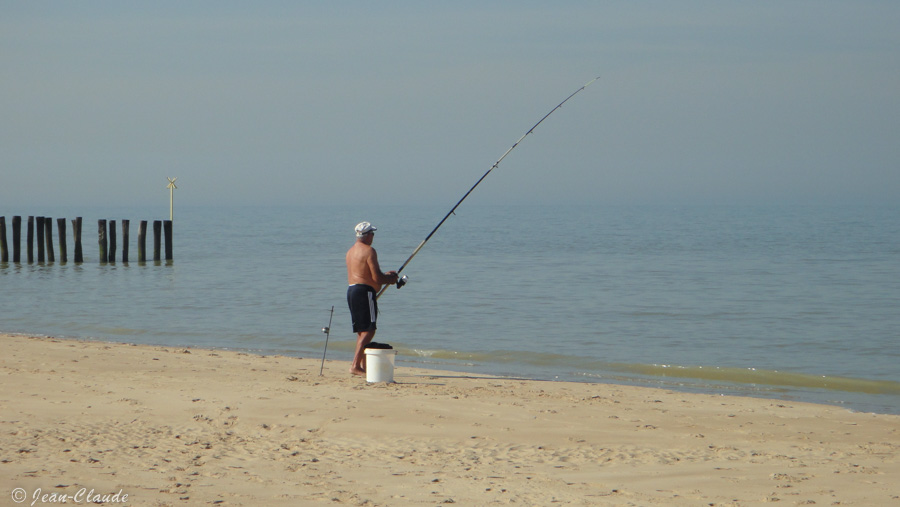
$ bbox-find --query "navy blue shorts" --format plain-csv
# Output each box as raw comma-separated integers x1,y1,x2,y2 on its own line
347,284,377,333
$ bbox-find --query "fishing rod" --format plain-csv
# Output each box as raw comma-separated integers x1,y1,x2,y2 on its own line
319,305,334,376
377,76,600,300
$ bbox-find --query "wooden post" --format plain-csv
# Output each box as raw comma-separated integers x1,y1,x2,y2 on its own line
44,217,55,263
98,219,108,263
12,216,21,263
108,220,117,264
36,217,45,262
164,220,173,261
72,217,83,263
57,218,68,263
0,217,7,263
122,220,130,263
153,220,162,262
137,221,147,263
27,216,34,263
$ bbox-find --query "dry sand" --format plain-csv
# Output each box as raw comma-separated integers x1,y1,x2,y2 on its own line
1,333,897,506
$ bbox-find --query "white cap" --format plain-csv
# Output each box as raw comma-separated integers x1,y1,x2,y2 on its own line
355,221,377,237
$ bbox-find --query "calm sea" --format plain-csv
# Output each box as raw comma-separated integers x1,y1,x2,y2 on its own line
2,203,898,414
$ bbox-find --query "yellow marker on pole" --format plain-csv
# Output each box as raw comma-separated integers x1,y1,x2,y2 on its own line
166,177,177,221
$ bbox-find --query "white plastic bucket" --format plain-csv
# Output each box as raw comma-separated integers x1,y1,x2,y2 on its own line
364,348,397,383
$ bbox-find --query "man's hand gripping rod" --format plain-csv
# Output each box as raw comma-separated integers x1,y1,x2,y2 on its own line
376,77,600,301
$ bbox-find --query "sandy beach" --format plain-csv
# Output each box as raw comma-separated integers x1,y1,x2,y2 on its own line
1,334,897,506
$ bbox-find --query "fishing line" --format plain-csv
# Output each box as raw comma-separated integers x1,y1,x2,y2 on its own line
377,76,600,300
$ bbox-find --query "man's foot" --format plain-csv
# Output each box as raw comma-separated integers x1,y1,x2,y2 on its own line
350,367,366,376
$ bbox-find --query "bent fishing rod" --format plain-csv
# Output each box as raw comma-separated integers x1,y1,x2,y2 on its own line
377,76,600,300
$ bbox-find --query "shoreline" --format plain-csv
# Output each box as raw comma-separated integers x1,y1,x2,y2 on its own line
9,330,897,417
2,333,898,505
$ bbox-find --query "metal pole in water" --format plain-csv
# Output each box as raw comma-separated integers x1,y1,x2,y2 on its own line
167,177,177,221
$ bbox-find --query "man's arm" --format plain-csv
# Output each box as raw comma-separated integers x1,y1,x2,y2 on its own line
368,250,399,287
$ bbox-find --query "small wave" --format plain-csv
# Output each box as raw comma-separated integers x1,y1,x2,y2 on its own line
623,363,900,395
391,345,900,396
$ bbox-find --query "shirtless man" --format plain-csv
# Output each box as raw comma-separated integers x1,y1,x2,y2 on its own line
346,221,399,376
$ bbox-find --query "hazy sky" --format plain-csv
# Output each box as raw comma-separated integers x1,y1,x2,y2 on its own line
2,1,898,209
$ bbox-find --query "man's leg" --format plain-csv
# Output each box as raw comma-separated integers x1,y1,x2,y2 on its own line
350,329,375,375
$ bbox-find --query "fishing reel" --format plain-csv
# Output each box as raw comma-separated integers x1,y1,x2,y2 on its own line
396,275,408,289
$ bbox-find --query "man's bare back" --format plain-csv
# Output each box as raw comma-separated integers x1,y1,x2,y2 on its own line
346,240,391,289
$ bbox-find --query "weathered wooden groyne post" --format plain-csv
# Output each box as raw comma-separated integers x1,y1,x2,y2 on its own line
109,220,117,264
56,218,67,263
12,216,22,263
98,219,108,263
0,216,7,262
122,220,130,263
36,216,45,262
72,217,83,263
164,220,173,261
44,217,55,263
137,220,147,263
153,220,162,262
26,216,34,263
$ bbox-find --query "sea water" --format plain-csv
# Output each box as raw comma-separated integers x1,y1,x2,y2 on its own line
1,203,898,414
